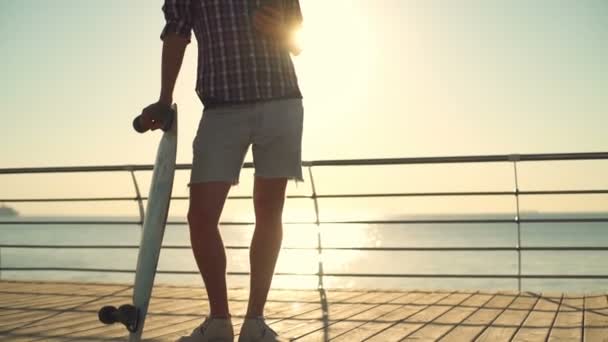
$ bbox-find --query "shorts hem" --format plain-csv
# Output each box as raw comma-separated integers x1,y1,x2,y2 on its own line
254,172,304,183
188,177,240,187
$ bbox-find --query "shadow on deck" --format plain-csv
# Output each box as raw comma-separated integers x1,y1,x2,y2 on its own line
1,280,607,341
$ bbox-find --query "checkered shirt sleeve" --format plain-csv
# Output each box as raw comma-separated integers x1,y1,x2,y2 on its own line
160,0,194,43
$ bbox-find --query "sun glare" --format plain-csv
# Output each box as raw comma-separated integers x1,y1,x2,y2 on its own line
292,27,305,53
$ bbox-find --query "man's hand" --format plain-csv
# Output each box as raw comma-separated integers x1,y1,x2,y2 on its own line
134,101,173,133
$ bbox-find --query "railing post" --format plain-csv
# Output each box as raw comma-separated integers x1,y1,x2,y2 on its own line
308,166,325,289
509,155,522,292
308,166,329,341
129,170,145,227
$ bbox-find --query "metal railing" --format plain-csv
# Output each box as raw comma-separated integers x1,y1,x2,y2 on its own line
1,152,608,291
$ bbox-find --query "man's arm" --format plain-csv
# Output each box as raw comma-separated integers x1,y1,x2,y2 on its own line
158,0,193,105
159,33,189,105
136,1,192,132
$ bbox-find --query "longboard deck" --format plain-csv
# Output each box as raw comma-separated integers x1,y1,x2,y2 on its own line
130,105,178,341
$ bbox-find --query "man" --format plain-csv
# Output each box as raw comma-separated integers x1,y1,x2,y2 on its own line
138,1,303,341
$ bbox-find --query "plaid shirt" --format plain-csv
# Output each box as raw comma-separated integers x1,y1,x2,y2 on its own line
160,0,303,108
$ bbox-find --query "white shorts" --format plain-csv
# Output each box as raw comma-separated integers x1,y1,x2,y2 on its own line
190,98,304,185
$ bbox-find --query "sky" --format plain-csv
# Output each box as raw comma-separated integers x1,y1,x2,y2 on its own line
1,0,607,216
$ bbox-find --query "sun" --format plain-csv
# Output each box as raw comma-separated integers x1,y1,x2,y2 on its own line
289,27,305,55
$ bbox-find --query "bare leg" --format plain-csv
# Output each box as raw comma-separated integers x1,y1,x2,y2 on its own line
187,181,232,318
246,177,288,318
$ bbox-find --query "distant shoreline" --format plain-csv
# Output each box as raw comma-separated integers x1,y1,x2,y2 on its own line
2,211,607,221
0,204,19,217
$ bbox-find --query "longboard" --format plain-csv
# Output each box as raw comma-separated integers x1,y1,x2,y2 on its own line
98,104,178,341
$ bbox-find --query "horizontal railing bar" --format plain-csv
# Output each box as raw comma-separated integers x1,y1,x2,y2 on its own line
316,273,608,279
0,221,253,226
520,190,608,196
0,195,311,203
0,165,151,174
2,267,607,279
3,244,608,251
317,190,608,198
324,218,608,224
521,218,608,223
1,152,607,175
307,152,608,167
0,220,144,225
3,218,608,226
0,197,139,203
313,246,608,251
2,189,608,204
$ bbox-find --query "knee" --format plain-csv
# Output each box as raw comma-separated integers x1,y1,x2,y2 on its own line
187,209,219,231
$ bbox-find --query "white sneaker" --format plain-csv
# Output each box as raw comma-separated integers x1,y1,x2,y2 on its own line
177,317,234,342
238,317,286,342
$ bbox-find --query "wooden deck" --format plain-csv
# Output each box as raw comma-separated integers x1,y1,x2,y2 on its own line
0,281,606,341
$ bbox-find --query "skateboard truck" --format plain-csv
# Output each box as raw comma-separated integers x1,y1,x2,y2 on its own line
98,304,140,333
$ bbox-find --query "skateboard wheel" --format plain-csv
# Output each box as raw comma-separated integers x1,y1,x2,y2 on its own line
98,304,139,332
133,115,147,133
98,305,118,324
118,304,137,319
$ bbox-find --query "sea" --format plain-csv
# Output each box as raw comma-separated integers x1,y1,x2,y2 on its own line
2,214,608,294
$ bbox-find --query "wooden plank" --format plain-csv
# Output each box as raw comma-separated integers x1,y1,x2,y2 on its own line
12,311,109,336
268,288,324,303
0,281,601,342
296,292,413,341
312,304,400,337
404,293,486,341
145,303,245,340
158,291,325,341
363,291,411,304
411,292,454,305
265,292,373,339
424,294,495,341
16,311,108,338
367,323,424,342
47,291,212,341
584,294,608,342
0,309,27,318
78,313,195,339
0,293,34,306
332,321,394,342
10,295,91,310
0,294,67,307
0,281,128,297
548,296,583,341
440,293,518,341
281,304,375,340
44,312,185,341
476,293,541,342
0,296,94,330
151,286,204,299
405,295,470,324
11,295,202,341
331,293,429,341
12,296,203,336
512,294,562,342
360,292,456,341
152,288,323,341
27,288,203,340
